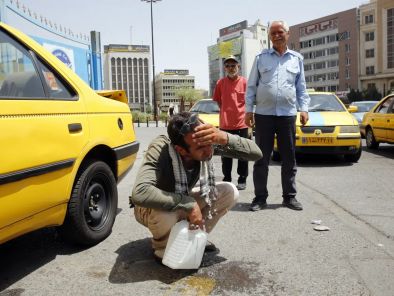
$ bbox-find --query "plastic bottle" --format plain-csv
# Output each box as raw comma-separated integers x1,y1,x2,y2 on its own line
162,220,208,269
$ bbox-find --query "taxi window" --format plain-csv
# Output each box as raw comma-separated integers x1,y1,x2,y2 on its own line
36,58,76,100
308,94,345,112
0,29,45,99
376,96,394,114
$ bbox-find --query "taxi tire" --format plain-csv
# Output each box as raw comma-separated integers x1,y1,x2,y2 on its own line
344,142,362,163
60,160,118,246
366,127,379,149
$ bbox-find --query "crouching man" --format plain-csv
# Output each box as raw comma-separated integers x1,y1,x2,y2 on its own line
130,112,262,261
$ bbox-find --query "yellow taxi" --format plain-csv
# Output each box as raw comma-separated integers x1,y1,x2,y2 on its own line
360,94,394,149
189,98,219,128
0,23,139,245
273,91,362,162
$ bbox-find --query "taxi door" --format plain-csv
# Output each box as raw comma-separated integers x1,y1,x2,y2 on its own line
0,28,88,231
384,96,394,141
372,96,394,140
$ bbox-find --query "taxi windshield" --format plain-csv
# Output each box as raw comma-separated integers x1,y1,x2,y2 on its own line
307,94,345,112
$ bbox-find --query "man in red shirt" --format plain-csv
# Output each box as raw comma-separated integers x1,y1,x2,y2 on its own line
213,55,249,190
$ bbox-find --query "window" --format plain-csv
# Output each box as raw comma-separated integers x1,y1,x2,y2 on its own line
365,32,375,41
313,37,325,46
345,69,350,79
327,34,338,43
328,47,339,55
346,58,351,65
365,14,374,24
376,96,394,114
366,49,375,58
315,49,325,58
0,29,76,100
304,64,312,71
367,83,376,89
0,29,45,99
314,61,326,70
345,44,351,52
328,72,339,80
328,85,338,92
328,60,339,68
366,66,375,75
37,59,75,99
388,8,394,68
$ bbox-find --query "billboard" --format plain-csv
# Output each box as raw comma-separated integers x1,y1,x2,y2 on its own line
219,20,248,37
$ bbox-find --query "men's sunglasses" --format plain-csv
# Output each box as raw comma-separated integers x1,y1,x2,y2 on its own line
179,113,199,136
225,64,237,68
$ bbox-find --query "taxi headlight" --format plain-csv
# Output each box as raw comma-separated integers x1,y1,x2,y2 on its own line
340,125,360,133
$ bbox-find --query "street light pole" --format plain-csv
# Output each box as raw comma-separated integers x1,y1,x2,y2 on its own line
141,0,161,121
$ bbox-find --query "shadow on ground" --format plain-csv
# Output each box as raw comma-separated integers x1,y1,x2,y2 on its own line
109,238,226,284
362,145,394,159
0,228,85,292
231,202,283,212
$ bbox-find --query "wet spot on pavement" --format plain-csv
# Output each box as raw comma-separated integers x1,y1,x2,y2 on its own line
167,261,284,295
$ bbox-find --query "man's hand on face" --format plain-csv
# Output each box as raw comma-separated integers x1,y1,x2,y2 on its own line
245,112,255,128
300,111,309,126
188,203,204,230
192,123,228,146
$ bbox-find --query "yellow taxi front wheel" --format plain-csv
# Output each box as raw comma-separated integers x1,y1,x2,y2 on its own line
59,160,118,246
344,140,362,163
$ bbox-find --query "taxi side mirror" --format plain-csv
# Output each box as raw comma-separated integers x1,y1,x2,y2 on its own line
347,106,358,113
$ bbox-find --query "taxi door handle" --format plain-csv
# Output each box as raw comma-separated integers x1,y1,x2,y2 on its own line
68,123,82,133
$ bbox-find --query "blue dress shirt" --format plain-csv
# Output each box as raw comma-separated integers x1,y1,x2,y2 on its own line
246,48,310,116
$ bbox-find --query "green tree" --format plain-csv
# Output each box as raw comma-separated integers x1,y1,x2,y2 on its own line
362,85,382,101
347,89,363,103
176,87,203,112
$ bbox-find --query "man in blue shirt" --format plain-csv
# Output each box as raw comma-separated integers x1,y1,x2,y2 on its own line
245,20,310,211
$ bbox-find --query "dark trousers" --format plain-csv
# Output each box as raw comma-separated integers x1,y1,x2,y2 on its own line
221,128,249,182
253,115,297,200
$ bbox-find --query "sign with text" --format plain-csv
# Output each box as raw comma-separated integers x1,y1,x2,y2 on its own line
219,20,247,37
163,69,189,75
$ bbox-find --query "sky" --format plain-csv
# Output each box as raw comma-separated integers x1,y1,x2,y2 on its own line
17,0,367,90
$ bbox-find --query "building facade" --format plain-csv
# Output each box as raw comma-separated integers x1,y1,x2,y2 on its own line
155,69,195,111
208,20,269,95
288,9,359,96
359,0,394,95
103,44,151,111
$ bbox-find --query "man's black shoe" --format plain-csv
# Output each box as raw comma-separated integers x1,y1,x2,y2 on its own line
282,197,303,211
249,197,267,211
205,241,219,253
236,182,246,190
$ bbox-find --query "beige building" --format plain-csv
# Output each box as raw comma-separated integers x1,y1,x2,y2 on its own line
208,20,269,95
288,9,359,96
155,70,195,111
103,44,151,111
359,0,394,95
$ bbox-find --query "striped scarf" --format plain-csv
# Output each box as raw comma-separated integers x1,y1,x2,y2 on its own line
168,144,217,219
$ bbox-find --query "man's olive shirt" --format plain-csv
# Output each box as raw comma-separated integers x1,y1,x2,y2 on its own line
130,133,262,212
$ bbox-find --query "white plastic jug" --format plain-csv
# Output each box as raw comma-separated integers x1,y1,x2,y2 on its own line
162,220,208,269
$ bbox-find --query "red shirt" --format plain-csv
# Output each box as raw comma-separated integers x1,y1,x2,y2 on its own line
213,76,248,130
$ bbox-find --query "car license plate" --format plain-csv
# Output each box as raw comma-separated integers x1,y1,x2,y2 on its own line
301,137,333,144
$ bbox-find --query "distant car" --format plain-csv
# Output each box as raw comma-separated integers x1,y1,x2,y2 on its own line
360,94,394,149
189,98,219,128
273,91,362,162
0,22,139,245
349,101,379,125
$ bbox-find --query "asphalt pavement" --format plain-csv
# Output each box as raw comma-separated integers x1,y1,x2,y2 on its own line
0,124,393,296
